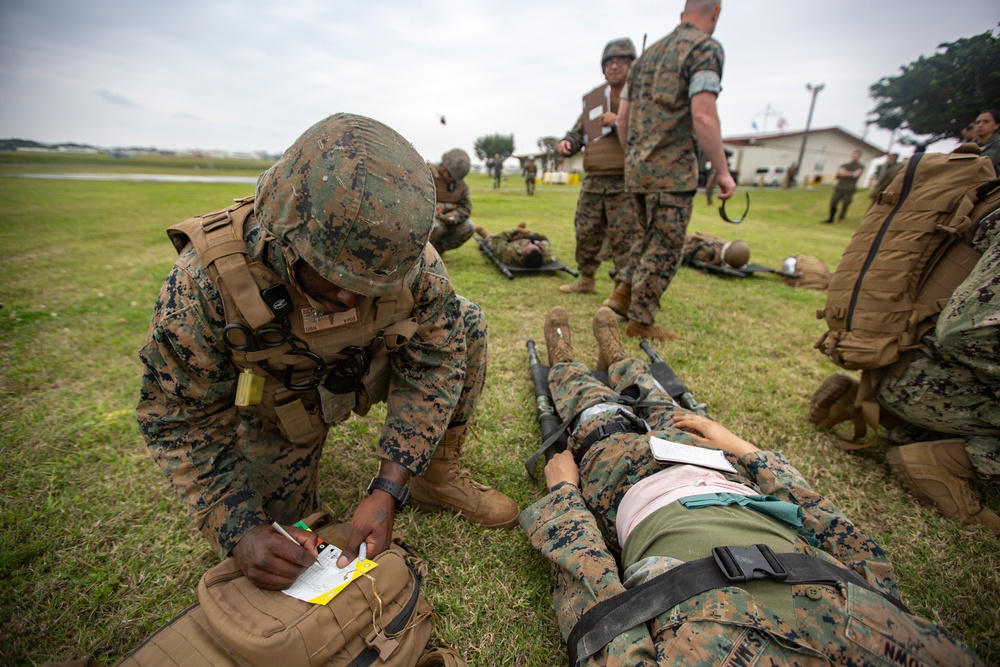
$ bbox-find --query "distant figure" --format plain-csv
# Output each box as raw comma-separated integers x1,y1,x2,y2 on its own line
429,148,475,254
868,153,901,207
783,161,798,189
974,109,1000,170
475,222,552,267
556,37,642,298
616,0,736,341
961,122,977,142
822,149,864,223
523,157,538,195
490,152,503,189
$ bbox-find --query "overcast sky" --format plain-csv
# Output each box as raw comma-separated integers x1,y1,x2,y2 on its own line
1,1,997,164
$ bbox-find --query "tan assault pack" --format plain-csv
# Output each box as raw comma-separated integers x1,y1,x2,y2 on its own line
114,514,465,667
782,255,832,290
814,146,1000,438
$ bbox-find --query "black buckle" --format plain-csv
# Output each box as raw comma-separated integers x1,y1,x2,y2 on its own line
712,544,788,583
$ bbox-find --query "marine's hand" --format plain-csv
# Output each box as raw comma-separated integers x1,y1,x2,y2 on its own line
544,450,580,491
671,412,758,457
599,111,618,127
557,140,572,156
338,491,395,568
717,172,737,200
232,523,322,590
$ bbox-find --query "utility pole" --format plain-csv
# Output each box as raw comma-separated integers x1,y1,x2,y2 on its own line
796,83,824,188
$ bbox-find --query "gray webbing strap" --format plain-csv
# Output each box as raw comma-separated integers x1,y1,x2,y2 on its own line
567,545,908,665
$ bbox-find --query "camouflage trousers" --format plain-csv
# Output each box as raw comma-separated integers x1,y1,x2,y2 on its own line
617,192,693,325
430,218,475,253
876,227,1000,483
525,175,536,195
225,296,487,542
571,176,642,279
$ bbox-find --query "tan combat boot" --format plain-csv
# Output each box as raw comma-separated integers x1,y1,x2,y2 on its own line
409,424,519,529
544,306,573,365
808,373,859,428
887,439,1000,534
624,320,679,341
593,306,627,372
602,282,631,317
475,225,489,238
559,274,596,294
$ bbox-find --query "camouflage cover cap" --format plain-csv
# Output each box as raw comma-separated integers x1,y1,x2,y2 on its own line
440,148,471,181
255,113,435,298
601,37,636,68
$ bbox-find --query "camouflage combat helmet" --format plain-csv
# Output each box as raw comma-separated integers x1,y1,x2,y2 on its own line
601,37,636,68
255,113,435,298
721,239,750,269
440,148,471,181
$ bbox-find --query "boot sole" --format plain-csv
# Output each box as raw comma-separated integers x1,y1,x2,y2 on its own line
808,374,856,426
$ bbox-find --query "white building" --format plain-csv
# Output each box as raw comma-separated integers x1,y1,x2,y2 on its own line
723,126,886,187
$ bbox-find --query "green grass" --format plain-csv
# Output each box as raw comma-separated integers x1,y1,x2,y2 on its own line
1,164,997,666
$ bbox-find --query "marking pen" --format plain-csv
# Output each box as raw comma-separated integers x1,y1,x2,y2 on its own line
272,521,325,570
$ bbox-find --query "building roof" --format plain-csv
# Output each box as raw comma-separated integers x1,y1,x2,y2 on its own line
723,126,885,153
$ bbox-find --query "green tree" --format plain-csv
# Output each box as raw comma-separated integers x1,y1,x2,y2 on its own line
473,133,515,163
868,29,1000,145
536,136,560,172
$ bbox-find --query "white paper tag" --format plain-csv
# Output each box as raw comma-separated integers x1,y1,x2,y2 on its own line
649,436,738,474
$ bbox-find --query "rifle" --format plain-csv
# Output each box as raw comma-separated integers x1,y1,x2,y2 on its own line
524,340,567,479
639,340,708,417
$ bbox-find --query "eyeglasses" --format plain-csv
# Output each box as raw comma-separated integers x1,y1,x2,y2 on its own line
323,346,372,394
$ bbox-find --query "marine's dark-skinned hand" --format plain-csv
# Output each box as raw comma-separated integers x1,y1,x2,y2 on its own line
232,523,322,590
337,459,410,568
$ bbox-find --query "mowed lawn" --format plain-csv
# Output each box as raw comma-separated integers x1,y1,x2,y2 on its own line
1,162,997,666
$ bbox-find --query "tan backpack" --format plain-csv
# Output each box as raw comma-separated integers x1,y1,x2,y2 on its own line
782,255,832,290
814,146,999,439
113,514,465,667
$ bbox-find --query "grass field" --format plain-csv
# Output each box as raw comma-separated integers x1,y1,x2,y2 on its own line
1,157,998,666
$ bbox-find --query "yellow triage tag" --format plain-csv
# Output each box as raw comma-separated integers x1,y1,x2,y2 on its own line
235,368,264,406
281,530,378,605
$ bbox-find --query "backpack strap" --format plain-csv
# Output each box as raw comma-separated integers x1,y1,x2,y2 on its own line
566,544,909,666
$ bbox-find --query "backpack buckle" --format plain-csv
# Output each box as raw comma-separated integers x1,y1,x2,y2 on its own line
712,544,789,583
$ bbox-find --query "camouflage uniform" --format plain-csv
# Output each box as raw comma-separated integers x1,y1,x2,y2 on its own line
137,116,489,557
429,163,475,253
875,207,1000,482
520,357,981,665
524,161,538,195
619,23,724,325
561,95,641,280
483,228,553,267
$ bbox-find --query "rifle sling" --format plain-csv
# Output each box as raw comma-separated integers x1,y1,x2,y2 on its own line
567,546,909,665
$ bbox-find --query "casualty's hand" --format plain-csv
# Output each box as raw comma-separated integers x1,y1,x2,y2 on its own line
337,491,395,568
232,523,322,590
716,172,737,200
544,450,580,491
599,111,618,127
671,412,758,457
557,139,572,156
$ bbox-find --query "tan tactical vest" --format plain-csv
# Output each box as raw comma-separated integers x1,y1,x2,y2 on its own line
168,197,419,444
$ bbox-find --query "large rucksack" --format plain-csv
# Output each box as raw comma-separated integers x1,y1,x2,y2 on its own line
109,514,465,667
814,146,999,439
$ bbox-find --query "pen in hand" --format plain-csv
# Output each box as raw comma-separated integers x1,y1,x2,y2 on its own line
271,521,325,570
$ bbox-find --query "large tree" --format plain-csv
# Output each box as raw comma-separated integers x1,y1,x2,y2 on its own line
473,133,514,163
868,29,1000,145
536,136,560,172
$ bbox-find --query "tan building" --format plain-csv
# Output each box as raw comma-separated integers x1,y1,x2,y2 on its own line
723,126,884,187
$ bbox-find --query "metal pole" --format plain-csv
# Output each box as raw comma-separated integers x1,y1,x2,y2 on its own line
795,83,824,188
